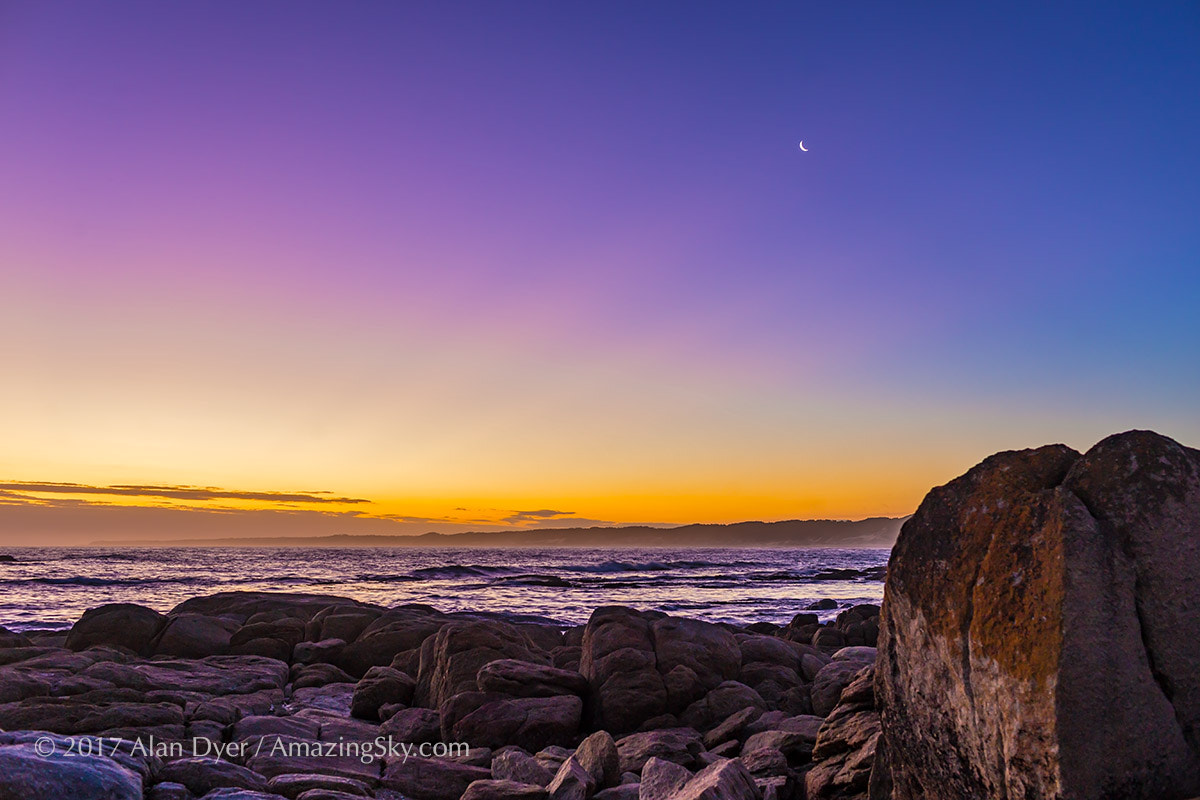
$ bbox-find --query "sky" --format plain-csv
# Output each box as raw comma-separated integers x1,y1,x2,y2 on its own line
1,2,1198,544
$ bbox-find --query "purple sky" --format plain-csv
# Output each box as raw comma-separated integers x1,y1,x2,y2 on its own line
1,2,1197,542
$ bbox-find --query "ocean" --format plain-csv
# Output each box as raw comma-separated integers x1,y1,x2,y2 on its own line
0,546,889,632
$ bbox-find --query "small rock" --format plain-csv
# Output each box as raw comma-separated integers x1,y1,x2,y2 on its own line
638,756,690,800
547,756,595,800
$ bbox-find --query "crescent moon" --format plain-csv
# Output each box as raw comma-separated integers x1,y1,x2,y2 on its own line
798,141,808,152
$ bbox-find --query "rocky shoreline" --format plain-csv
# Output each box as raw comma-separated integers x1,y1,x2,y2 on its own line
0,591,881,800
2,428,1197,800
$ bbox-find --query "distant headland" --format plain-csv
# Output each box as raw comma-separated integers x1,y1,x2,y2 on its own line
97,517,907,548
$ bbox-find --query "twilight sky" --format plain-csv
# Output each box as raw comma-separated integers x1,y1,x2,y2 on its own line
1,2,1198,543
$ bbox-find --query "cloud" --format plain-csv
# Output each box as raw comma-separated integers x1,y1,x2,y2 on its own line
0,481,369,505
500,509,613,527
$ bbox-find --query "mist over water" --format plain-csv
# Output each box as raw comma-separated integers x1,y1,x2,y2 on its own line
0,547,888,631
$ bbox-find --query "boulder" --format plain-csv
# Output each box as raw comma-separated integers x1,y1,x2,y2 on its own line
670,759,759,800
579,607,668,734
0,742,142,800
350,666,415,720
340,607,448,678
877,431,1200,799
650,617,741,691
158,757,268,796
615,728,703,775
810,661,867,718
442,692,582,752
66,604,166,655
292,663,356,689
574,730,620,789
381,757,489,800
679,681,766,730
547,756,594,800
152,614,238,658
170,592,368,624
578,608,746,735
595,786,640,800
493,749,556,786
477,659,589,698
638,757,690,800
805,667,879,799
147,783,191,800
380,707,442,743
416,620,548,708
293,639,347,666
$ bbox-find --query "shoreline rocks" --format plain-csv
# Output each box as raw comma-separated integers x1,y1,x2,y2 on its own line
0,589,883,800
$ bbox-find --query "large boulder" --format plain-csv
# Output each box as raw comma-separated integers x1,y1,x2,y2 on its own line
416,621,549,708
170,592,370,624
151,614,238,658
580,607,741,734
442,692,582,752
339,606,448,678
66,604,166,655
877,431,1200,799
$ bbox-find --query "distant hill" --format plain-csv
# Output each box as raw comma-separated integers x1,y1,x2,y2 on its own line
103,517,907,548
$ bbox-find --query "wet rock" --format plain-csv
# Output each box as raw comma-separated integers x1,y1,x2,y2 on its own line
66,603,166,655
637,756,690,800
194,790,288,800
477,659,588,698
806,599,837,611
